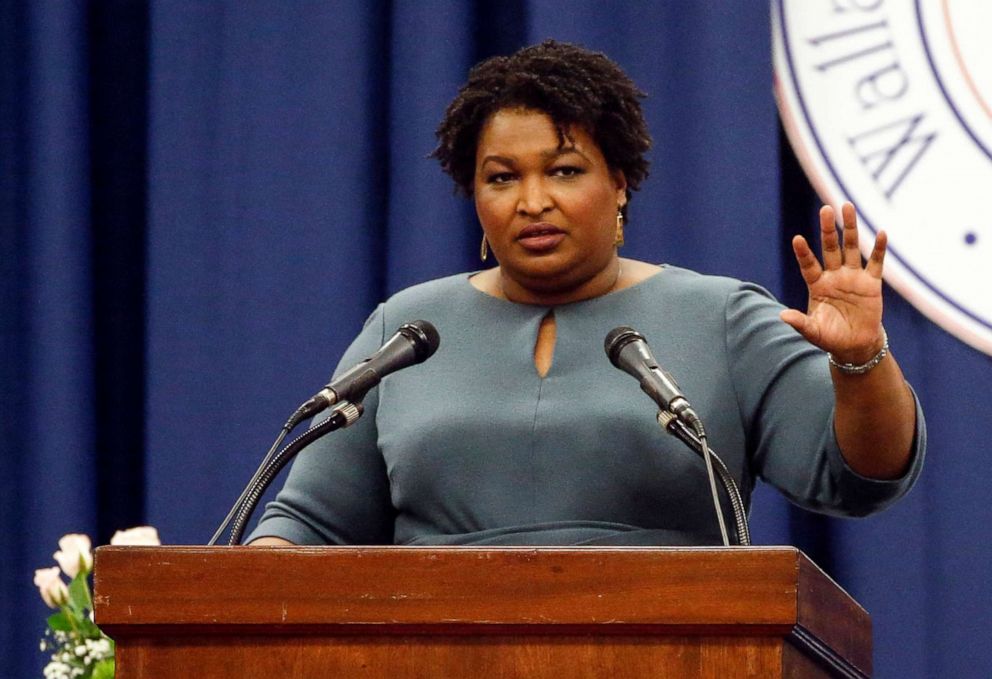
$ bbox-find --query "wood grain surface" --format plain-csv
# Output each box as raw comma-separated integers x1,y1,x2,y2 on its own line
94,546,870,677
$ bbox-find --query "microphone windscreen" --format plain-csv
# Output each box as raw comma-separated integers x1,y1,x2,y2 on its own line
400,320,440,362
604,325,643,368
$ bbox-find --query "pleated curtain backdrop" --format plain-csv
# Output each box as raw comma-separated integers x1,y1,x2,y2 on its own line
3,2,990,677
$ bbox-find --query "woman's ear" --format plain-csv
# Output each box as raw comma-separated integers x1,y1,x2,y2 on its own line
612,169,628,204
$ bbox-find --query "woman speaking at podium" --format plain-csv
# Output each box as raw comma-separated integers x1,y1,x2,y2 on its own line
249,41,924,547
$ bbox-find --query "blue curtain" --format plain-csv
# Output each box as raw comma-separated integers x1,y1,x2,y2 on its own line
4,2,990,676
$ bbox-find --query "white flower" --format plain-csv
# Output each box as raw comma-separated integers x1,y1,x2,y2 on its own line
43,661,71,679
53,534,93,578
92,638,111,656
110,526,160,546
33,567,69,608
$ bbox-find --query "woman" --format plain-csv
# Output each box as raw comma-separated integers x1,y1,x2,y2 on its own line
249,41,923,547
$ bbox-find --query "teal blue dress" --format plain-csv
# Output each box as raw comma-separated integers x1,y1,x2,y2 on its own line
249,267,925,546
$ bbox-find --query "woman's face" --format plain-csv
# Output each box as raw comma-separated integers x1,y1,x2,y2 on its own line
473,108,627,301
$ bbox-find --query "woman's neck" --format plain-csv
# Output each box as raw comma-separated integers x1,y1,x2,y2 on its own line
470,257,663,305
497,258,623,305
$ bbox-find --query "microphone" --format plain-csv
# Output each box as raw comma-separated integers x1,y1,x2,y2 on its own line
290,320,440,427
604,325,735,546
604,326,703,435
209,320,439,546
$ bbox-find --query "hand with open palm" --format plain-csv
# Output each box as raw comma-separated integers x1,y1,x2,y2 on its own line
780,202,887,365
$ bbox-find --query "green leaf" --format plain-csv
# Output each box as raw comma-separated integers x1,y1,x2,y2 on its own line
79,615,102,638
92,658,115,679
47,611,72,632
68,572,93,614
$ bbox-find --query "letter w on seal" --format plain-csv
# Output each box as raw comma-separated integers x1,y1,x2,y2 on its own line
847,113,938,200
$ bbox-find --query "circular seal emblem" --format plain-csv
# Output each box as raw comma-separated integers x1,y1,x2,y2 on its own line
774,0,992,355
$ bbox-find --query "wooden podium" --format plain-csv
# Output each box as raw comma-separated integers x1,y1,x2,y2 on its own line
93,546,870,678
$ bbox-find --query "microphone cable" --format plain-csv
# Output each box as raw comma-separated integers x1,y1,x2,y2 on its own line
226,401,362,545
657,410,750,546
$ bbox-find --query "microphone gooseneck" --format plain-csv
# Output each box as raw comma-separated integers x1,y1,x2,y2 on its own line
225,401,364,545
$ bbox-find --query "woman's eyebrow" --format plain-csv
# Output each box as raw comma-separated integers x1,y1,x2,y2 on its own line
479,154,516,167
543,146,588,161
479,147,588,168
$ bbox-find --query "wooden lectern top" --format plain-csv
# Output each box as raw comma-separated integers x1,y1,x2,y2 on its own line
94,546,870,678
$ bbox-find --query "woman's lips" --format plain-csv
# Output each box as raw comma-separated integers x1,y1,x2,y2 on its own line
517,223,565,252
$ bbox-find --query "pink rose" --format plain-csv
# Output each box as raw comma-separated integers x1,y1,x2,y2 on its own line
33,567,69,608
110,526,160,546
53,534,93,578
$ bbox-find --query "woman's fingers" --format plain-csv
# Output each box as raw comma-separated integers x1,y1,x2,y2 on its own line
866,229,887,279
819,205,843,270
841,202,862,268
821,202,881,273
780,308,807,333
780,308,822,346
787,202,886,354
791,234,823,287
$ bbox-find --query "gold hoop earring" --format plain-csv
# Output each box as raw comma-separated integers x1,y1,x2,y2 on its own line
615,208,625,247
480,233,489,262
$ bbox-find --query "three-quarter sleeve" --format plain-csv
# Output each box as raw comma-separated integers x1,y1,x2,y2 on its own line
724,283,925,517
247,305,396,544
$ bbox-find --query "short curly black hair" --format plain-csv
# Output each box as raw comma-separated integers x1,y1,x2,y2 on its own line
432,40,652,212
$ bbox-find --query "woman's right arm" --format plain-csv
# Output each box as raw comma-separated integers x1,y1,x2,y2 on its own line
248,537,296,546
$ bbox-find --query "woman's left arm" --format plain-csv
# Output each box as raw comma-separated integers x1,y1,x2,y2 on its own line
780,202,916,480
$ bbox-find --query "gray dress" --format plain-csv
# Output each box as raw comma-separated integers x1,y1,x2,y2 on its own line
249,267,925,546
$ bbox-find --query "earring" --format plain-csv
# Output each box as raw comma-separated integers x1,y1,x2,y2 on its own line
480,233,489,262
615,208,625,247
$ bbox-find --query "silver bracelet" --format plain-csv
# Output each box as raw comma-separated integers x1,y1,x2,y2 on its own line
828,328,889,375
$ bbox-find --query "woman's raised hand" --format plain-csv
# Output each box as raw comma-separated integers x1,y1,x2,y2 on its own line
780,202,887,365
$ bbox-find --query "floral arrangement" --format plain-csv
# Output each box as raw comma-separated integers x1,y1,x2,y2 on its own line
33,527,160,679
